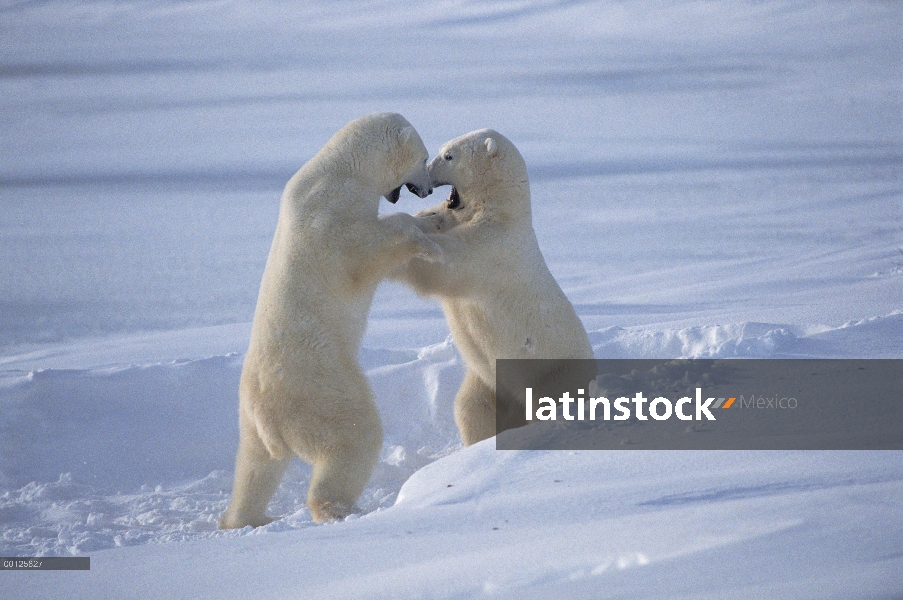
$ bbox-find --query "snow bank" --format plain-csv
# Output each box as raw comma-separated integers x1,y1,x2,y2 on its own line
6,444,902,599
589,311,903,359
2,314,899,560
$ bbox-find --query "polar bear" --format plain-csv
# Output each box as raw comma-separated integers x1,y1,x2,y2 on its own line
394,129,594,446
220,113,439,528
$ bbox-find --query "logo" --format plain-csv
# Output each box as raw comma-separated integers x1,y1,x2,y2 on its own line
524,388,747,422
496,358,901,450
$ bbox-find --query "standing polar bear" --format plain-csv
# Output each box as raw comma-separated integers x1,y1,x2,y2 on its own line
220,113,439,528
395,129,594,445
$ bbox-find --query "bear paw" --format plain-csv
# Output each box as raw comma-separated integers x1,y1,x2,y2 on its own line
414,212,446,233
308,499,358,524
414,234,443,263
218,511,275,530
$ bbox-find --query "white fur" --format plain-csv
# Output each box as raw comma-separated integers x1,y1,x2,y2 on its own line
220,113,439,528
395,129,593,446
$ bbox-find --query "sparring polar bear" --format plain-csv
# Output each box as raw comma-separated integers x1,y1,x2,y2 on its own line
395,129,594,445
220,113,438,528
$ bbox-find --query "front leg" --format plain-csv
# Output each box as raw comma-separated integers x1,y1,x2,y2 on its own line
411,210,449,234
378,212,443,264
391,222,488,297
342,213,442,289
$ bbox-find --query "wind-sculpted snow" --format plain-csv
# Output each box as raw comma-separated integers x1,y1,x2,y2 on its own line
5,441,903,598
0,338,462,556
589,311,903,359
2,314,900,560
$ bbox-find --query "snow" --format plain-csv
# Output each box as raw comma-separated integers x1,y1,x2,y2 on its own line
1,0,901,597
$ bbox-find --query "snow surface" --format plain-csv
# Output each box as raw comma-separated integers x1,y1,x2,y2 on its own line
1,0,901,598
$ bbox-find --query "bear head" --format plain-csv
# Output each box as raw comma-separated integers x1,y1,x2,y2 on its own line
427,128,530,224
323,113,432,204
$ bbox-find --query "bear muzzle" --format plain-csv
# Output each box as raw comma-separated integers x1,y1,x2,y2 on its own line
405,182,432,199
386,186,402,204
427,157,451,188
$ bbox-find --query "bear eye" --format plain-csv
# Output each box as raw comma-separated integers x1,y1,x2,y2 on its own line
443,153,453,161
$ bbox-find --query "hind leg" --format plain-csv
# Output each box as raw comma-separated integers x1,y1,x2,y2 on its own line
290,372,383,523
306,433,381,522
454,370,497,446
219,414,291,529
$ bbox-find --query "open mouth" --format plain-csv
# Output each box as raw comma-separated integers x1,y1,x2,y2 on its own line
447,187,461,209
406,182,431,199
388,183,431,203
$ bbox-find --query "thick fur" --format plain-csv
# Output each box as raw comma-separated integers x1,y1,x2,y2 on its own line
220,113,439,528
394,129,593,445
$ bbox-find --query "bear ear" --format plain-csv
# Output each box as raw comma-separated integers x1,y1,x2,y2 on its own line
484,137,498,157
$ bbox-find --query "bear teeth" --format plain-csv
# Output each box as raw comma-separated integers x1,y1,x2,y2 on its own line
447,187,461,209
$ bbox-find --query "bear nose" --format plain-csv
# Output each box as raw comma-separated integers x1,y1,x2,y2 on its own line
405,183,432,198
427,158,445,187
